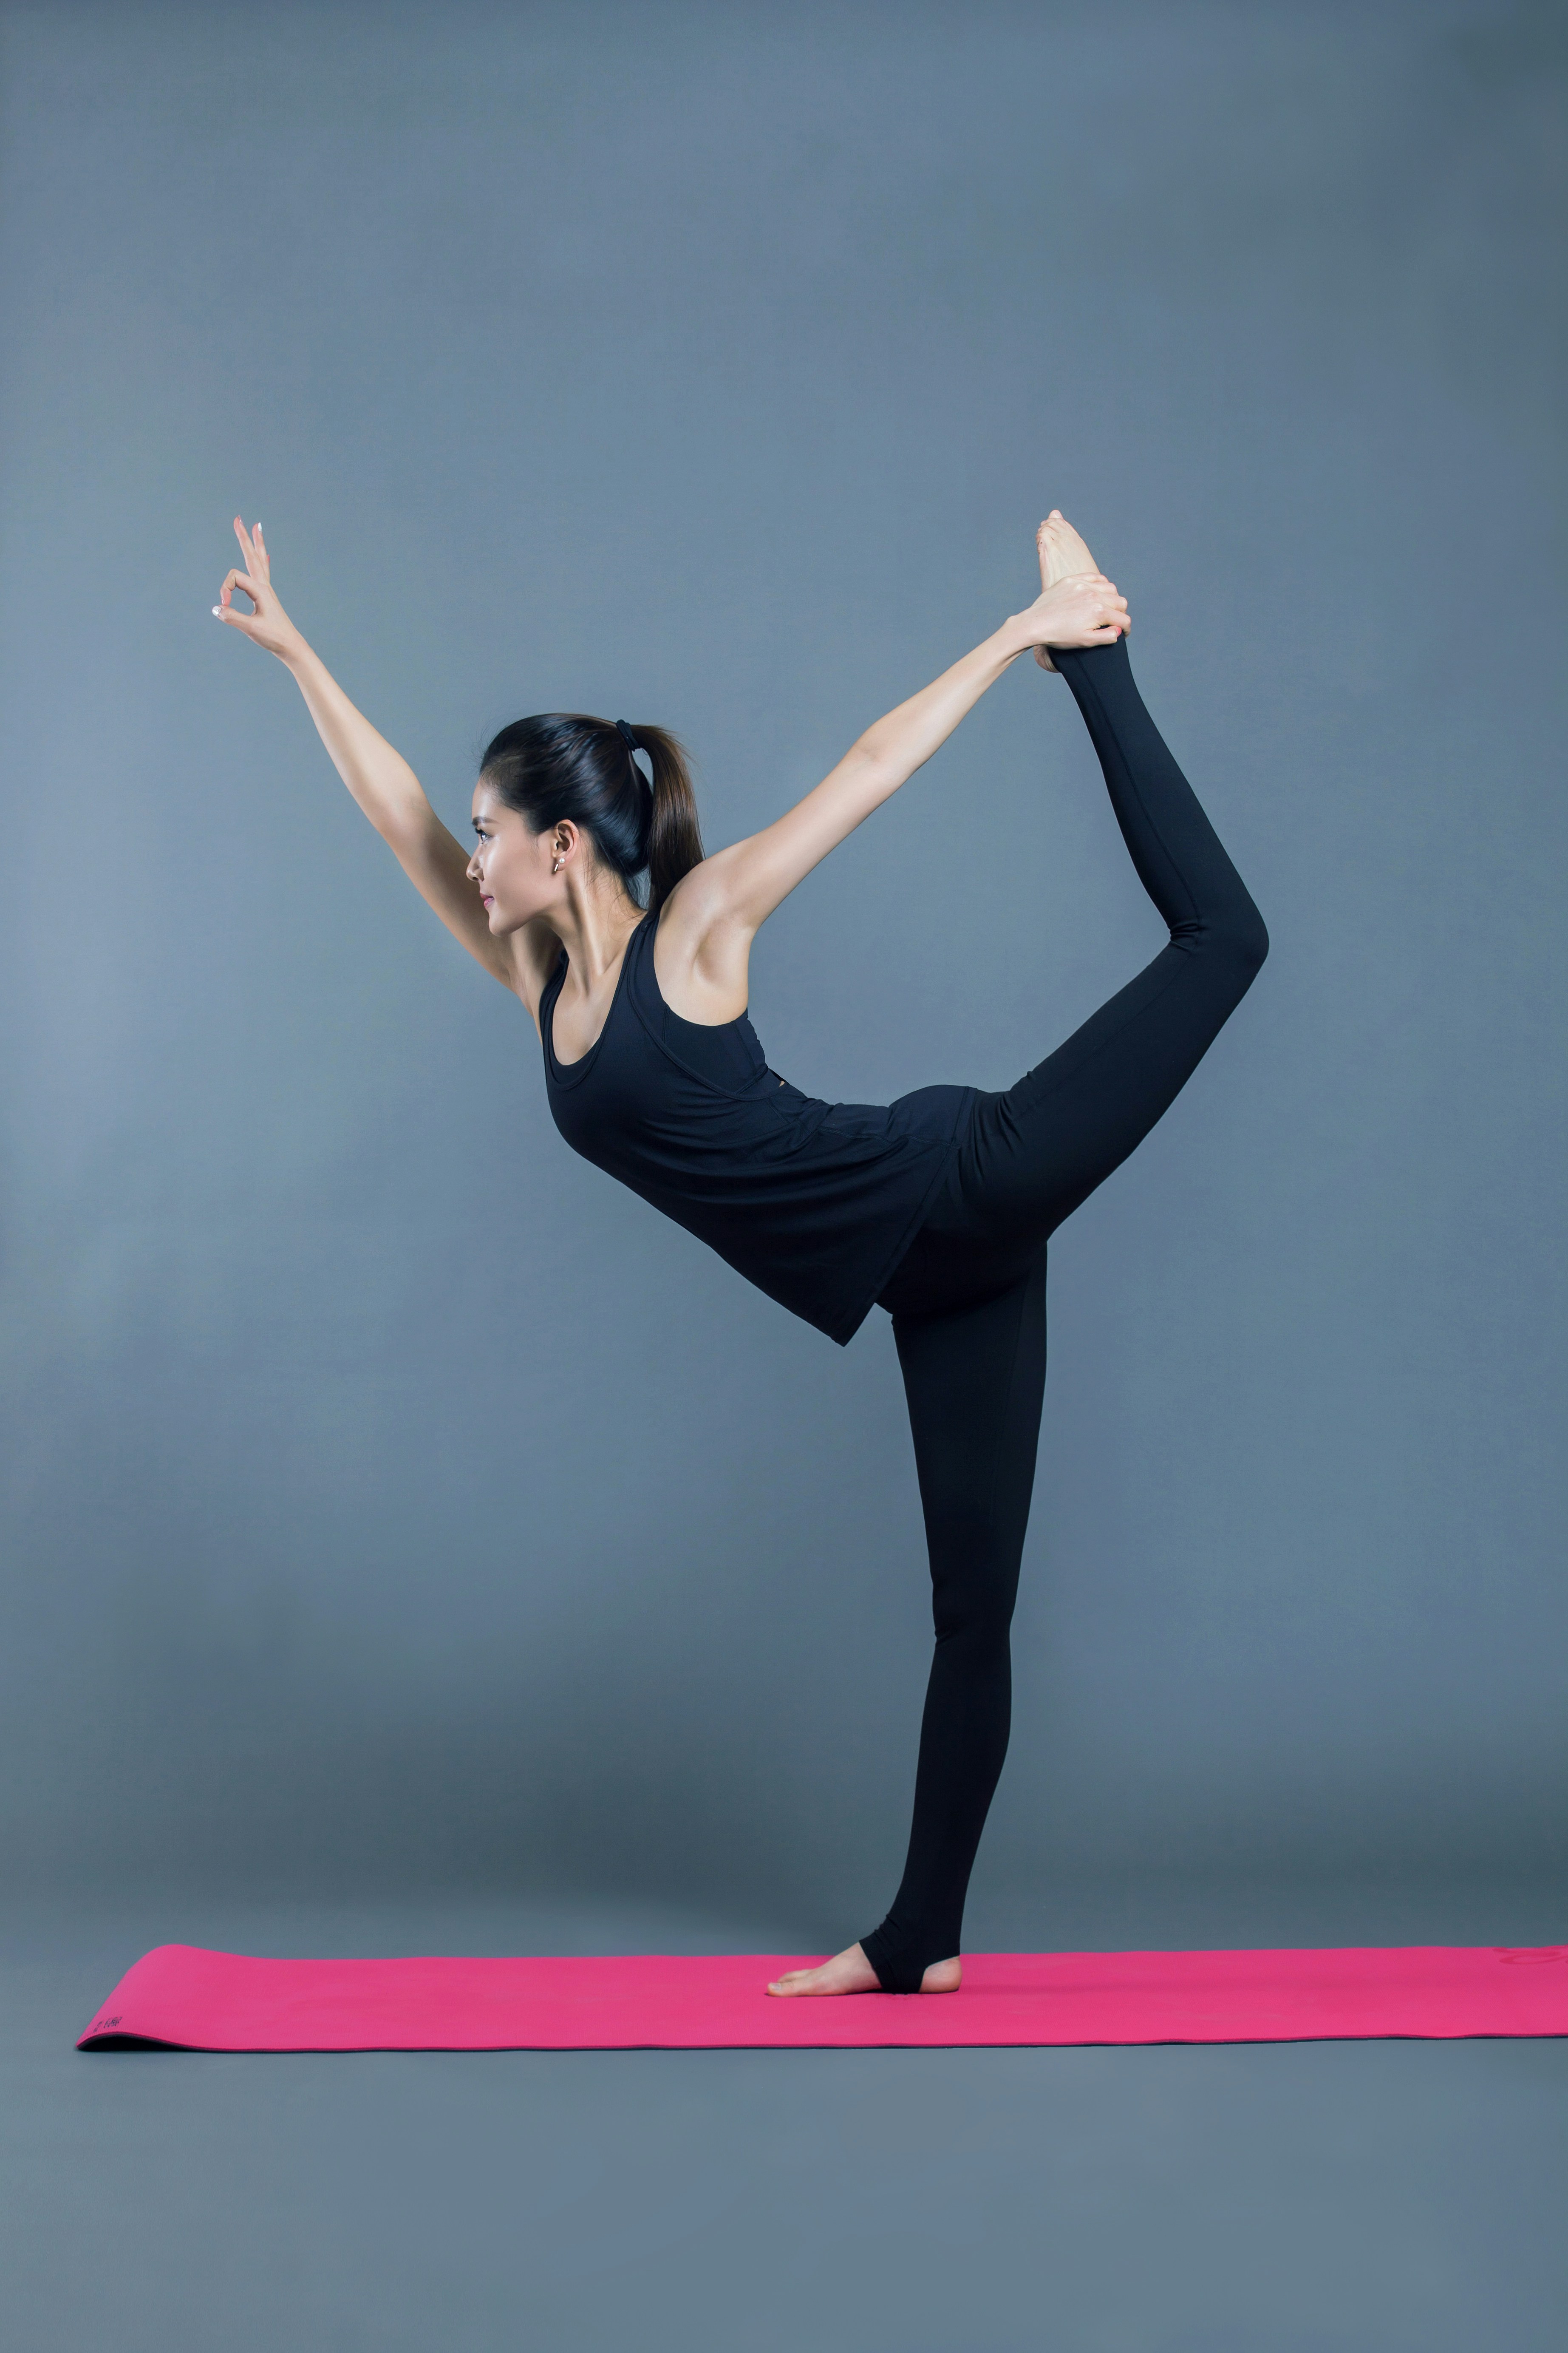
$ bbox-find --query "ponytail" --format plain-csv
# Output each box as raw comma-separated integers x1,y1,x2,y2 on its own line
478,712,705,913
621,722,704,916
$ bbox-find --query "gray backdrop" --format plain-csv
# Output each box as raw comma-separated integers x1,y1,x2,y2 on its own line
2,0,1564,1947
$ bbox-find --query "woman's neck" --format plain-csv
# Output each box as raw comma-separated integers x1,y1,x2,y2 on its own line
552,885,646,989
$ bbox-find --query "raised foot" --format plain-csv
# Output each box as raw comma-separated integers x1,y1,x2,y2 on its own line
1034,510,1101,671
766,1942,962,1996
1036,508,1098,589
1028,509,1126,671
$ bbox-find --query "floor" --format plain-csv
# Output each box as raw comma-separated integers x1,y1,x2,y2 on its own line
5,1882,1566,2352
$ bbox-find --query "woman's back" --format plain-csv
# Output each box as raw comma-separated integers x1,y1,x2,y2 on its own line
541,906,974,1345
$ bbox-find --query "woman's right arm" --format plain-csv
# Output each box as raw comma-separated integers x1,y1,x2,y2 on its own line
214,518,524,992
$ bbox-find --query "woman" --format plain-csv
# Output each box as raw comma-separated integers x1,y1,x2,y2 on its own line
212,509,1267,1996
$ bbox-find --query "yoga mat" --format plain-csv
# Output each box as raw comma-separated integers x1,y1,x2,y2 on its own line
78,1942,1568,2052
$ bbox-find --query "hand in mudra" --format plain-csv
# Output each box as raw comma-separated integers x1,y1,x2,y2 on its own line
212,517,303,661
1024,510,1129,672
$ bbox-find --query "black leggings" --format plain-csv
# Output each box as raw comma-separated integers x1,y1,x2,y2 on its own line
860,637,1269,1991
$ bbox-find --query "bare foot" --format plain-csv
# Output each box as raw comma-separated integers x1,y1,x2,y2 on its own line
1036,507,1099,589
766,1942,962,1996
1033,510,1102,669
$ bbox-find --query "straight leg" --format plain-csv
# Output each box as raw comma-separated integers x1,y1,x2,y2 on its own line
859,1255,1049,1991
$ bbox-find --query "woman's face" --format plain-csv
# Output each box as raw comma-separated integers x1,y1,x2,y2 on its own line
467,784,564,932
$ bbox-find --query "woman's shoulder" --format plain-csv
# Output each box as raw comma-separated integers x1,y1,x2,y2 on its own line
652,863,751,1027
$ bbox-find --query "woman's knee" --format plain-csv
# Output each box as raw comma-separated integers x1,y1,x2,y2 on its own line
930,1557,1021,1647
1210,893,1269,983
1185,896,1268,1021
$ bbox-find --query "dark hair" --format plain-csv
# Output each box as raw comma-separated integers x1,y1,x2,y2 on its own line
478,713,704,916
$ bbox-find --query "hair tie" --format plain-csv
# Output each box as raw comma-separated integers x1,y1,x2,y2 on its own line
614,719,640,757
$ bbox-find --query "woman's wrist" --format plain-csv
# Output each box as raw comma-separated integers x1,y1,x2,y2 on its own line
996,612,1045,664
279,629,323,683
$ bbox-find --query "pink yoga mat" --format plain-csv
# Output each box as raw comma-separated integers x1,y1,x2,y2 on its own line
77,1942,1568,2052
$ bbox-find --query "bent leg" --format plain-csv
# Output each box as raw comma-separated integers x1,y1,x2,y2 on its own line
966,635,1269,1250
860,1255,1048,1992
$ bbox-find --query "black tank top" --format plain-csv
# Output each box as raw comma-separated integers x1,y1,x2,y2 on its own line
541,908,974,1345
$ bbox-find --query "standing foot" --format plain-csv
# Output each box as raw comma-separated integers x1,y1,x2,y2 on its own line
766,1942,962,1996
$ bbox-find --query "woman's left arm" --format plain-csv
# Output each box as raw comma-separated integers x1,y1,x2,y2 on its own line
694,568,1129,940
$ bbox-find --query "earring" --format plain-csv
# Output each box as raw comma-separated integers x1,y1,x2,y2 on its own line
551,857,563,873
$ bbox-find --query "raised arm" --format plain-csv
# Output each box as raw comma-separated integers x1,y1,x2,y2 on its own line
213,519,519,990
694,529,1130,941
